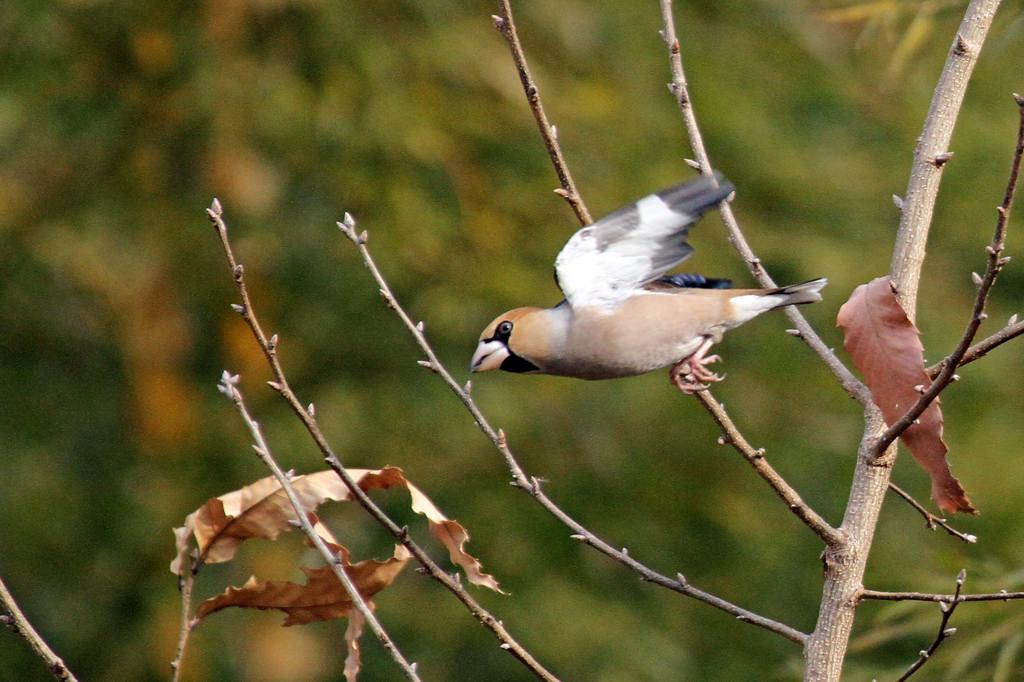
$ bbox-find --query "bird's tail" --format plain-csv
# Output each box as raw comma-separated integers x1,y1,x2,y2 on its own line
764,278,828,306
765,278,827,305
728,278,827,324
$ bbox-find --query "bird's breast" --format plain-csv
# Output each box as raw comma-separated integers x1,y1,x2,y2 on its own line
548,293,728,379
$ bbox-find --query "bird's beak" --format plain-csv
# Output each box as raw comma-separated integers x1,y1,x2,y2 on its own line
470,340,509,373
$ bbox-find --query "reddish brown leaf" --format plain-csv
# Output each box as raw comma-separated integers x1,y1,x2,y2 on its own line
837,277,976,514
195,544,411,626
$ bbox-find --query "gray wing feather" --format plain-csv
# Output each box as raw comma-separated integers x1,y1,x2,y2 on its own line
554,173,734,309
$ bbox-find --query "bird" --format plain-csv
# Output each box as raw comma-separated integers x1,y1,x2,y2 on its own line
470,173,826,393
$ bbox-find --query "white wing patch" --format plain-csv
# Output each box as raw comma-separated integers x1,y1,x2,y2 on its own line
554,175,732,310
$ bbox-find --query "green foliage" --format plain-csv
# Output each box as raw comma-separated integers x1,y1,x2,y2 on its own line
2,0,1023,679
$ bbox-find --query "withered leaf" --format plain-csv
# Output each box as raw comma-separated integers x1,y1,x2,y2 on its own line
170,470,349,575
407,482,504,593
837,277,976,514
344,610,366,682
195,544,411,626
171,467,503,591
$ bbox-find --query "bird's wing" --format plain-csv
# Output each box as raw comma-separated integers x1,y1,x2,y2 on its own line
554,173,734,309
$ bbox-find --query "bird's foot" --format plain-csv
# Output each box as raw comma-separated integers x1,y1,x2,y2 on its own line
670,349,724,394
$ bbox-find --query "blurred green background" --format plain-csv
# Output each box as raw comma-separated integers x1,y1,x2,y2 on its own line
3,0,1024,680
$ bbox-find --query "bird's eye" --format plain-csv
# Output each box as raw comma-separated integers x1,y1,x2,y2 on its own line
496,320,514,337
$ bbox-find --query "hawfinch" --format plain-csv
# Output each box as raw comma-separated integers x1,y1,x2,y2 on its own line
471,174,826,392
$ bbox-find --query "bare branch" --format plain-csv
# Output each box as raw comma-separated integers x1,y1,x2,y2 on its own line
492,2,592,225
0,575,78,682
927,317,1024,377
890,6,1004,317
886,481,977,544
216,372,421,681
861,589,1024,603
657,0,872,406
805,2,1003,678
337,214,806,645
207,201,559,682
490,0,834,547
877,92,1022,456
170,569,195,682
693,391,844,547
894,570,966,681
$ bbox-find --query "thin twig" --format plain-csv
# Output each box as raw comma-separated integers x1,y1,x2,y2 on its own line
490,0,835,548
337,214,807,645
693,391,844,547
861,588,1024,602
927,316,1024,377
492,2,592,226
657,0,872,407
876,93,1023,456
206,201,559,682
0,575,78,682
886,481,977,544
894,569,966,681
170,569,195,681
217,372,422,681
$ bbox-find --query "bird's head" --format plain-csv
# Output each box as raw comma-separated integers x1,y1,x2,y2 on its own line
470,307,549,374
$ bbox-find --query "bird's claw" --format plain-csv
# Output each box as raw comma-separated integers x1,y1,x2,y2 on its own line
670,351,724,394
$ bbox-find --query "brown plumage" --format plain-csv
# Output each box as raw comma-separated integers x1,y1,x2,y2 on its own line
471,175,826,392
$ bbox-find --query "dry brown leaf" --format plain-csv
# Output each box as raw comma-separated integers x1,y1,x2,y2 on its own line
171,467,503,591
170,470,349,575
195,544,411,626
344,610,366,682
837,277,976,514
407,482,505,593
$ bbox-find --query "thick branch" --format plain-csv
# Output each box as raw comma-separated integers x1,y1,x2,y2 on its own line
877,92,1022,456
0,575,78,682
337,214,806,645
890,3,1003,317
492,2,592,225
694,391,843,546
805,2,1003,680
657,0,871,406
207,201,559,682
217,373,421,681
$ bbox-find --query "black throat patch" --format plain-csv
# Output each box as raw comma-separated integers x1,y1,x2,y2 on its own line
500,352,540,374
